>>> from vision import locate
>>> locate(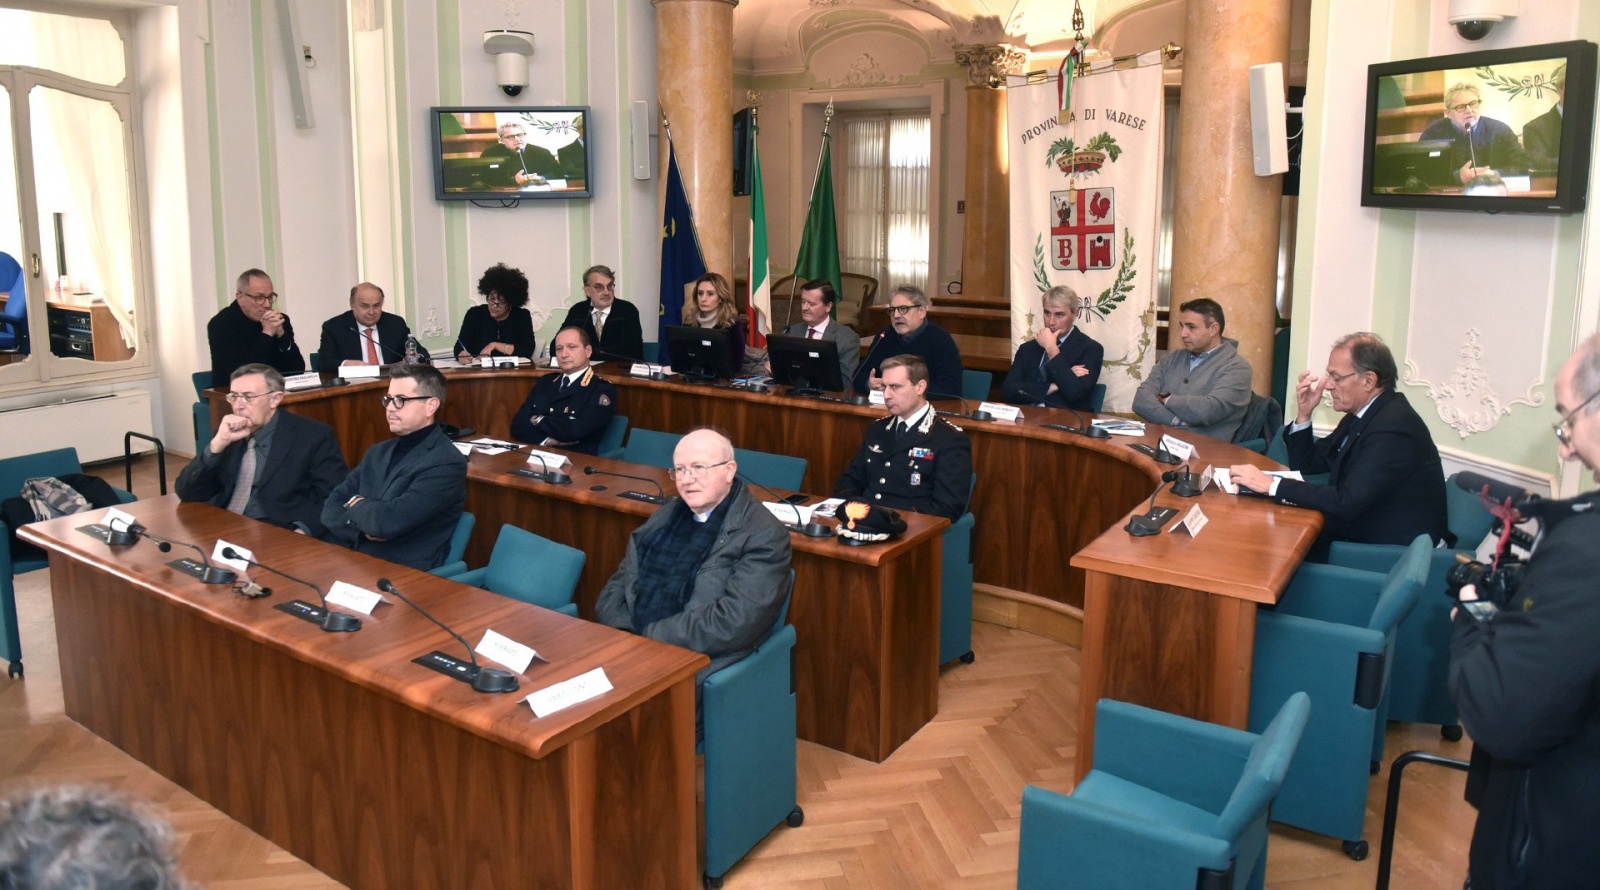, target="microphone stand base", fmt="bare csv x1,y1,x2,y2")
276,600,361,632
617,490,666,505
1124,507,1179,537
787,387,823,399
167,558,237,585
1129,443,1183,465
414,651,520,693
785,522,835,538
78,524,134,546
